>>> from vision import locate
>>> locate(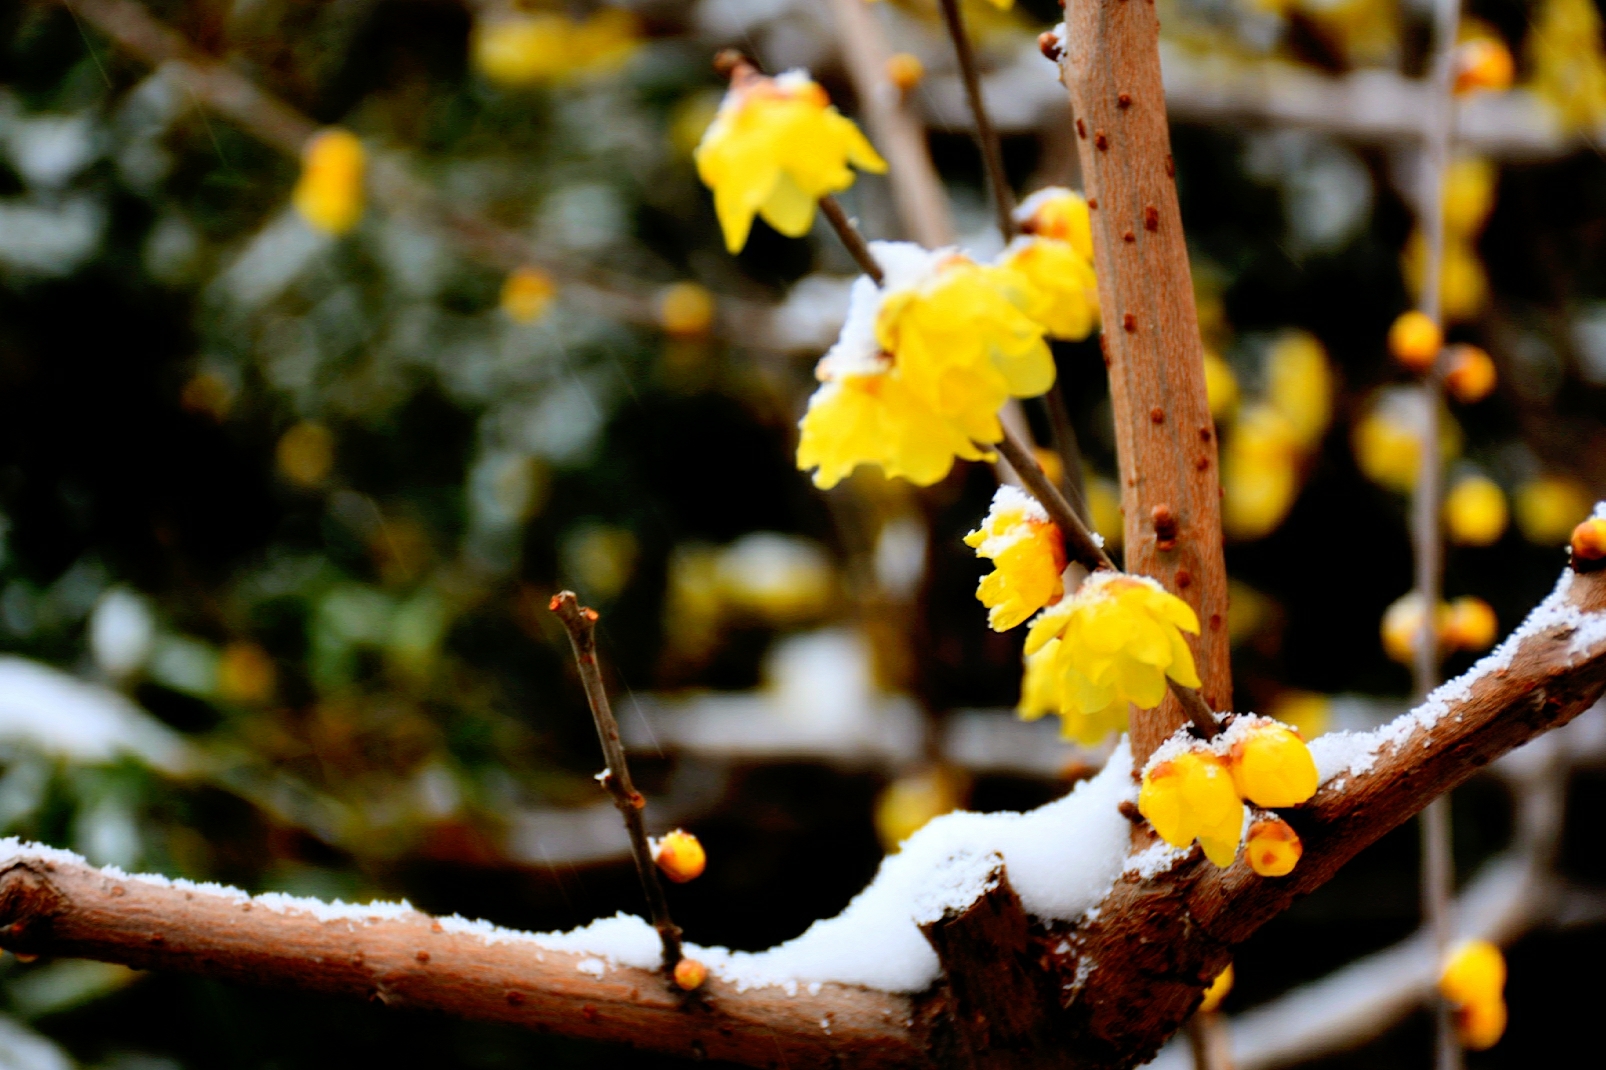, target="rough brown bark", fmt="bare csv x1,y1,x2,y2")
1056,0,1231,761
